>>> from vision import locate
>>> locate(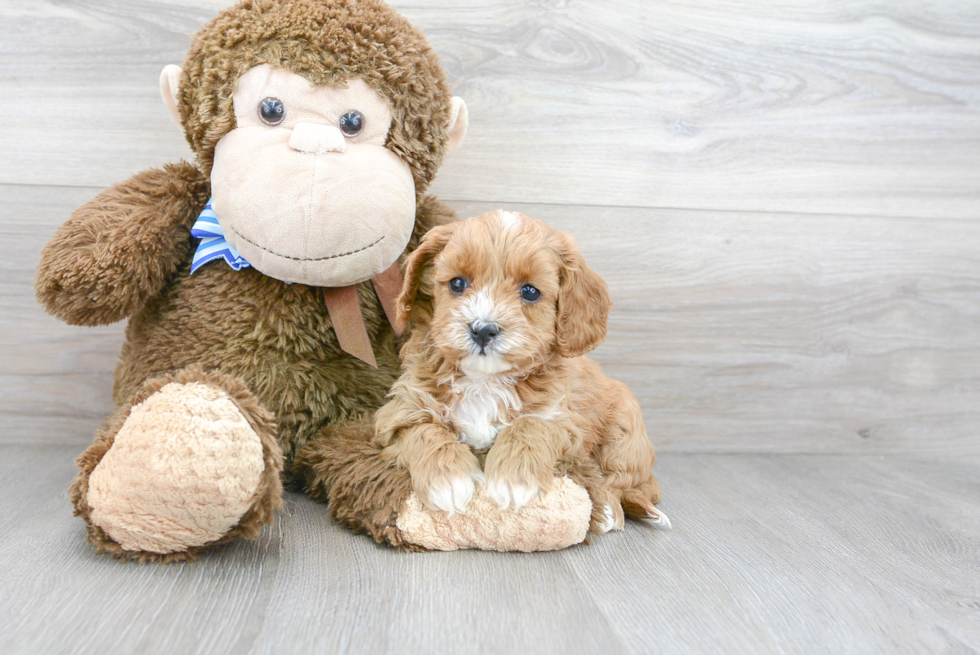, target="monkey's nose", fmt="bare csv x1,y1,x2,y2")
288,123,347,154
468,322,501,350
